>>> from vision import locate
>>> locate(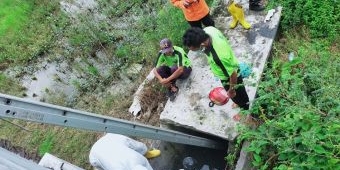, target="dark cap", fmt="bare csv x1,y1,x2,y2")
160,38,173,54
